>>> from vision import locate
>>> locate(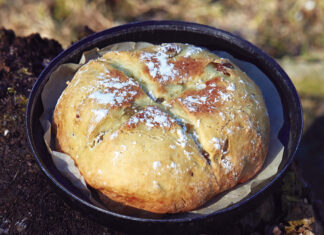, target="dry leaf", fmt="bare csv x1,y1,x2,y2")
285,217,315,235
